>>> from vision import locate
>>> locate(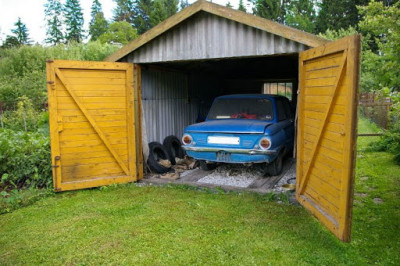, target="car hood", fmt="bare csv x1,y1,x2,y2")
185,119,272,134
